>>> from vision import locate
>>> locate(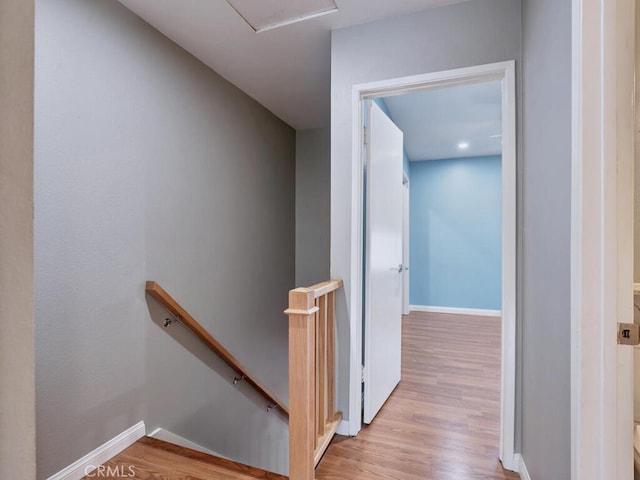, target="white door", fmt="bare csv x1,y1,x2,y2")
614,1,635,478
363,102,404,424
572,0,635,477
